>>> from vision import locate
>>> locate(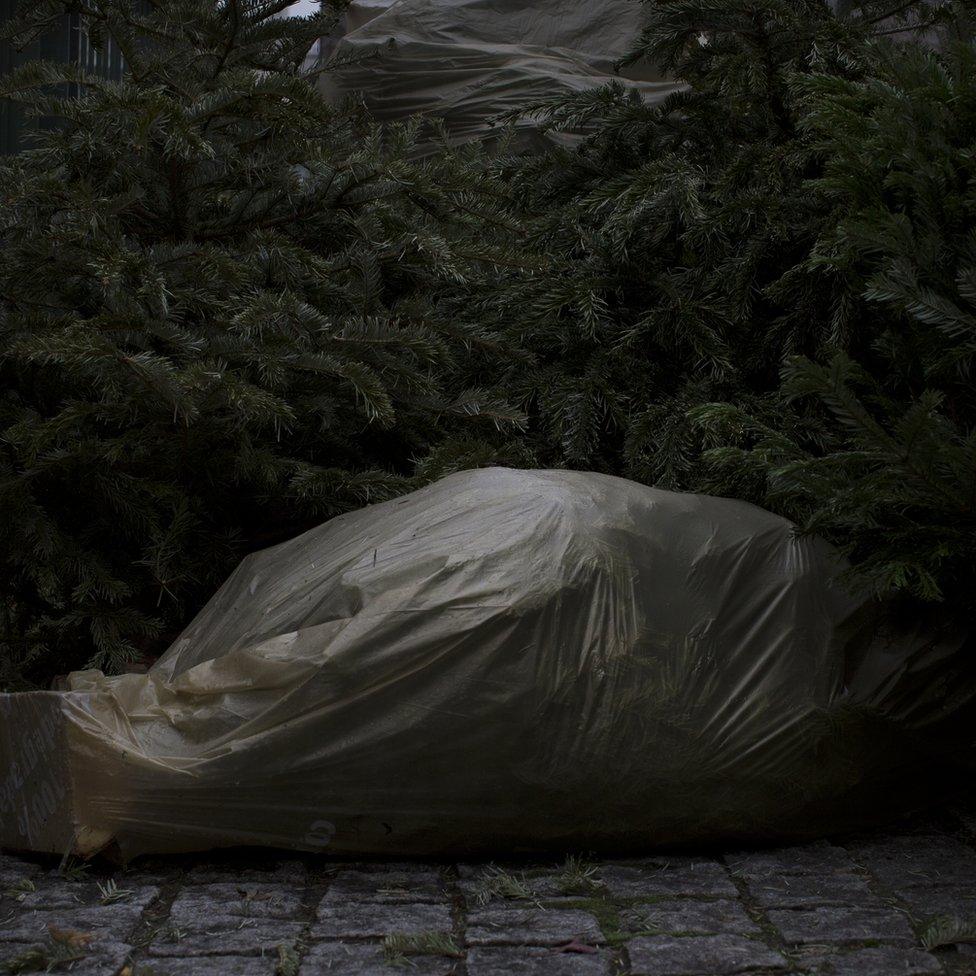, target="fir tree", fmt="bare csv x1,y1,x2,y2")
459,0,976,617
695,36,976,611
0,0,526,687
4,0,975,686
